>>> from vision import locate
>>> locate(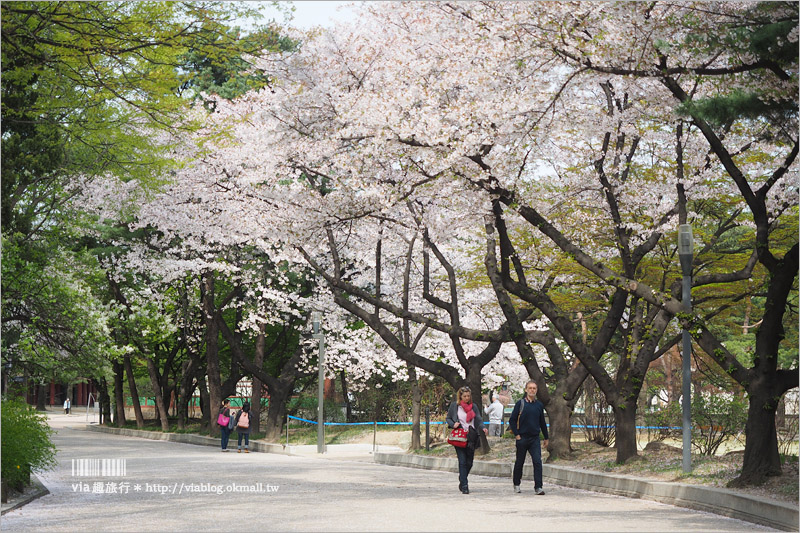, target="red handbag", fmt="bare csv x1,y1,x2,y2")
447,427,469,448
